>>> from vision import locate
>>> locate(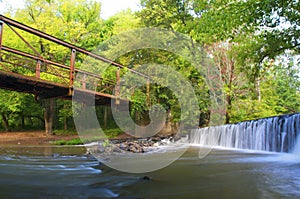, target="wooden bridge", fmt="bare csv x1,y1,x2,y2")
0,15,149,106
